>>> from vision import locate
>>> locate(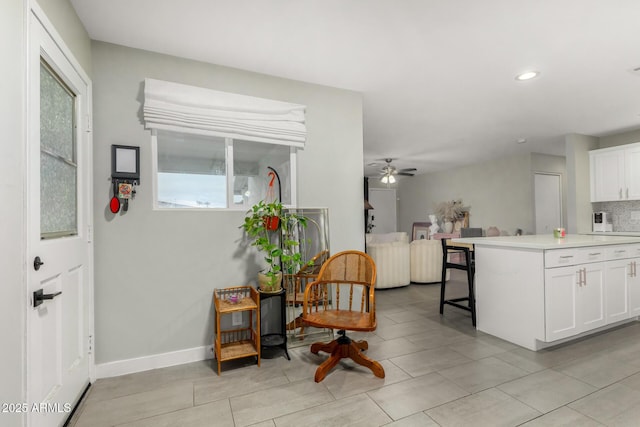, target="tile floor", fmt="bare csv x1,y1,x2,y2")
69,271,640,426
